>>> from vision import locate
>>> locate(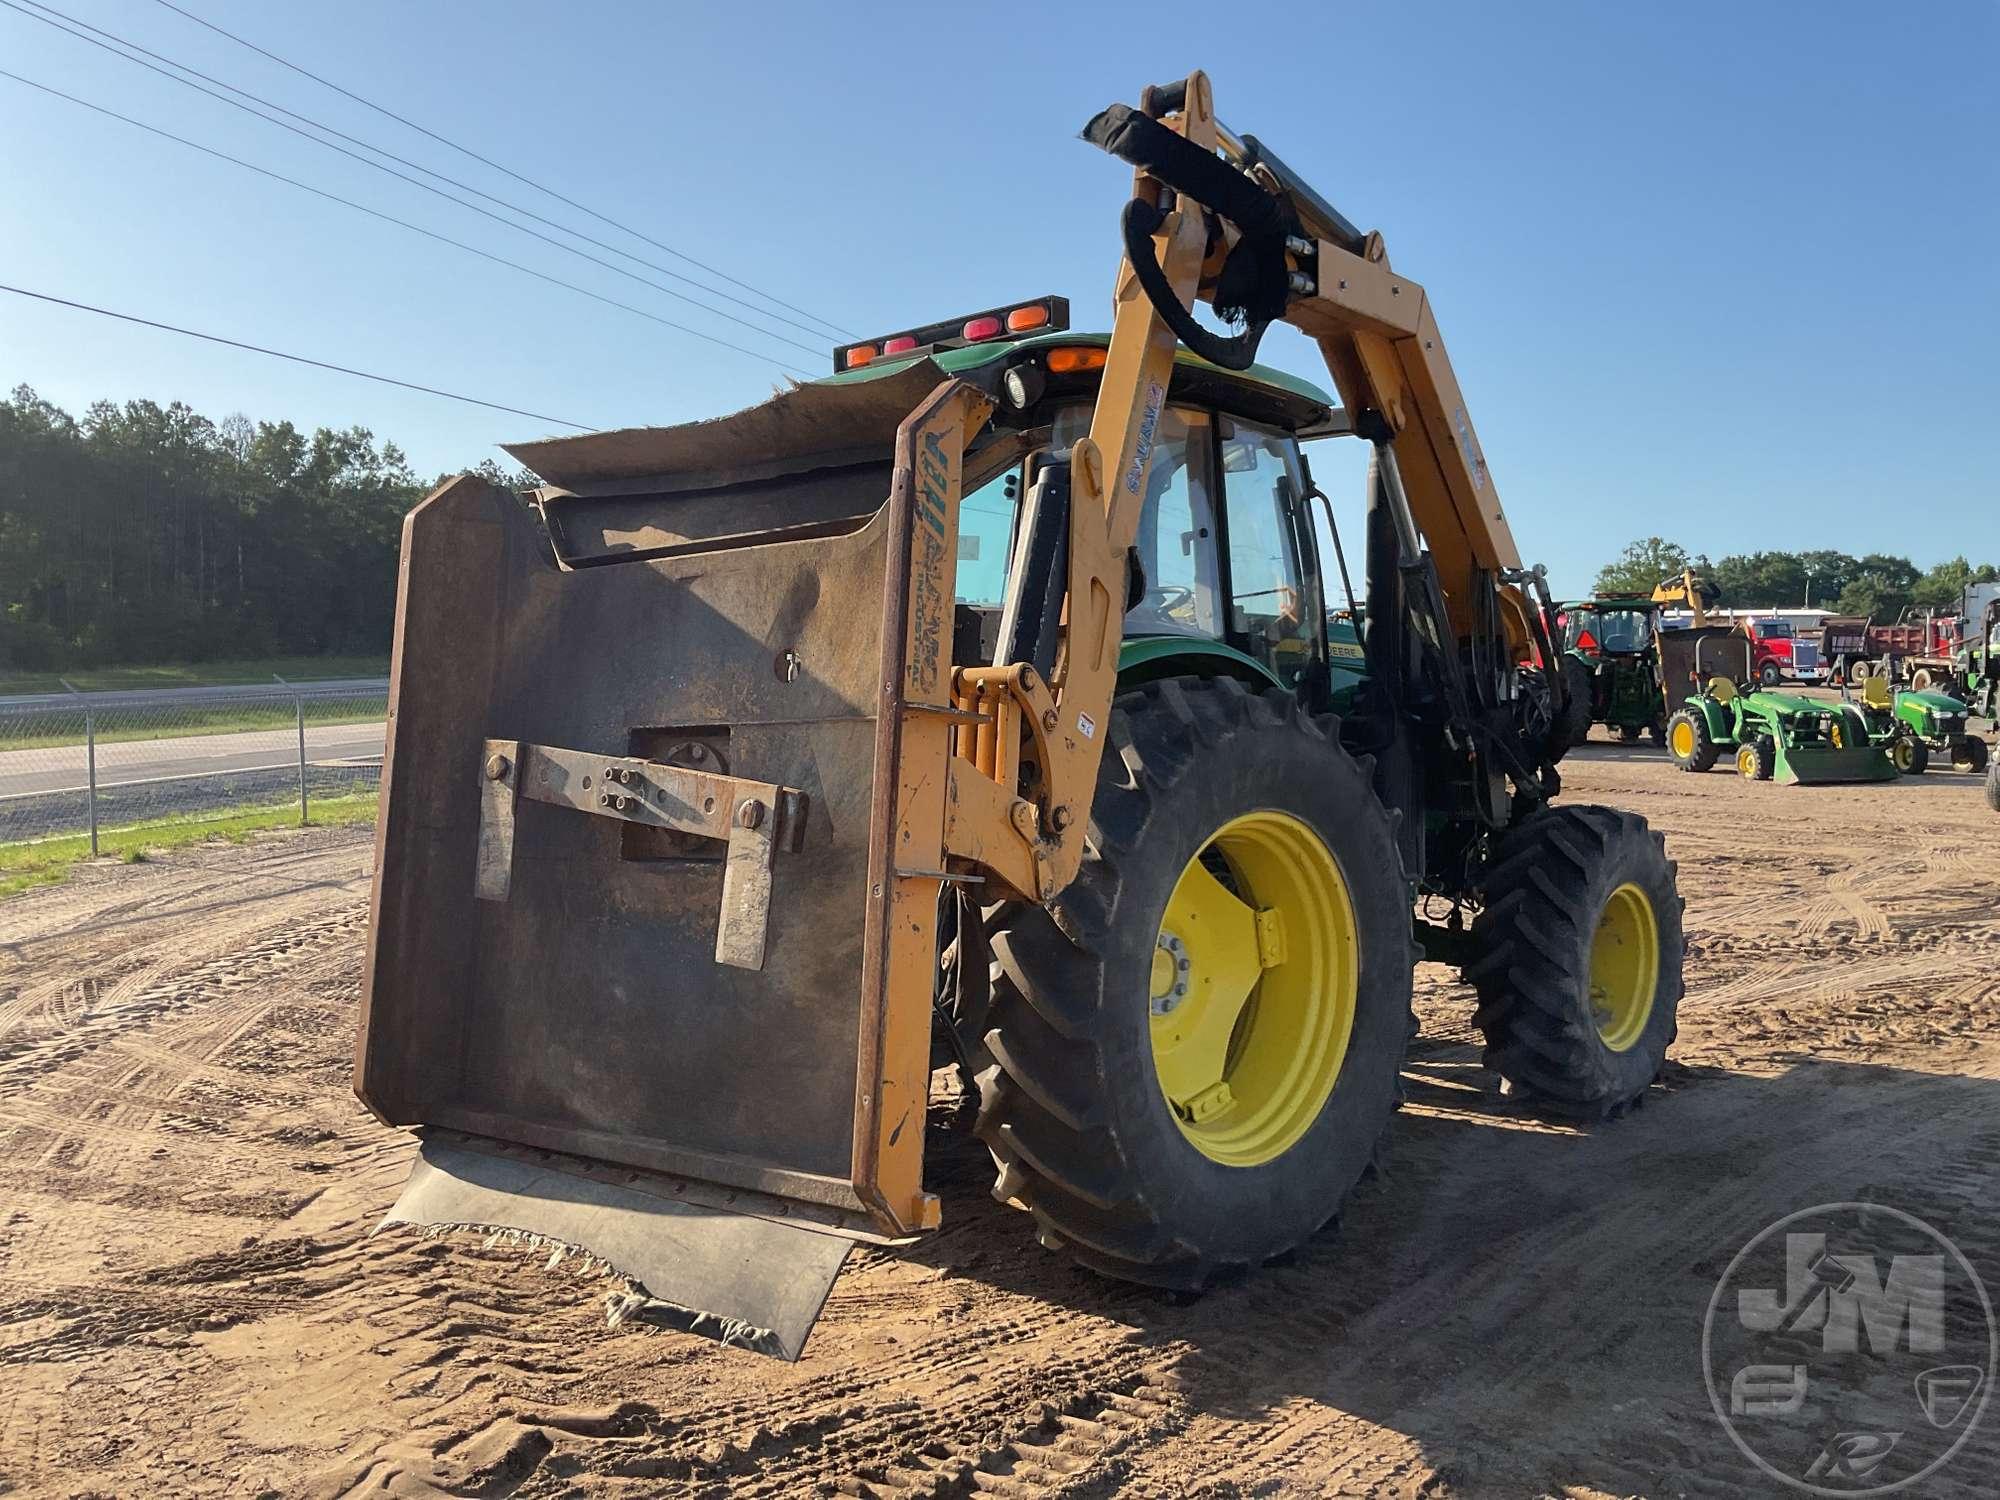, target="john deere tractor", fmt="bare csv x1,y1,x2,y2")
354,73,1687,1359
1661,629,1891,784
1952,597,2000,725
1556,595,1665,746
1848,673,1989,775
